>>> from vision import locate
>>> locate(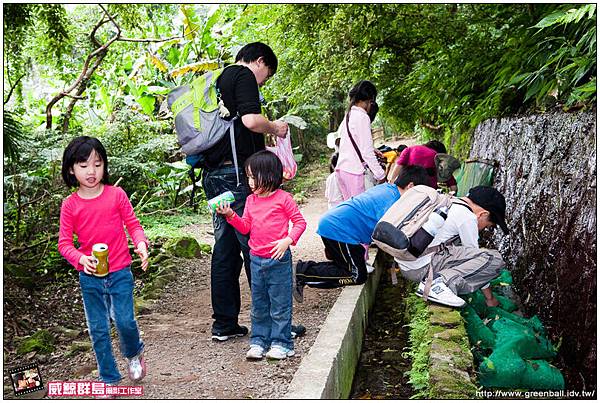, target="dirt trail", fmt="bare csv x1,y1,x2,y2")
130,180,340,399
4,138,420,399
120,138,419,398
